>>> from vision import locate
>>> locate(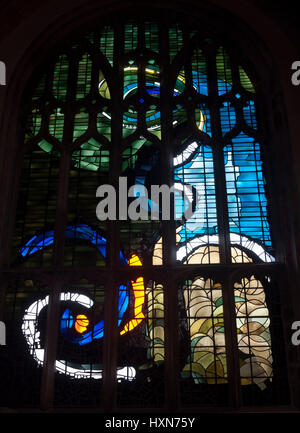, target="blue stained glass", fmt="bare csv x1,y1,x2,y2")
224,133,272,248
20,224,130,345
220,102,236,135
20,224,127,264
191,66,243,98
192,71,208,96
20,233,54,257
59,281,129,346
146,84,160,96
123,82,137,97
174,144,218,242
123,115,138,123
198,105,212,137
61,309,74,332
217,80,230,96
61,285,129,346
243,100,257,129
65,318,105,345
147,111,160,122
19,224,111,260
